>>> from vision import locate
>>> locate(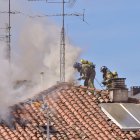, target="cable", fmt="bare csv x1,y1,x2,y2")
0,11,21,14
0,28,7,30
95,78,105,90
